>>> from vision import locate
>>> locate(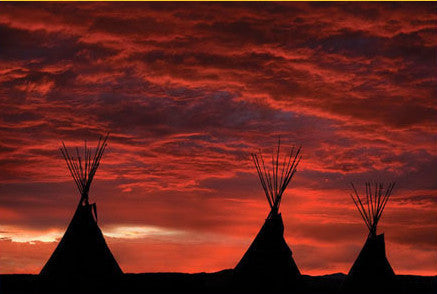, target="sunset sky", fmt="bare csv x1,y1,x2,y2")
0,2,436,276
